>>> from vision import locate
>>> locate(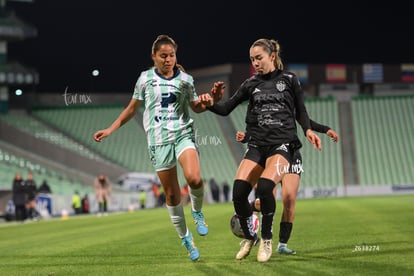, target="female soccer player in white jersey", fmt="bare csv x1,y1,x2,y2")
93,35,222,261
